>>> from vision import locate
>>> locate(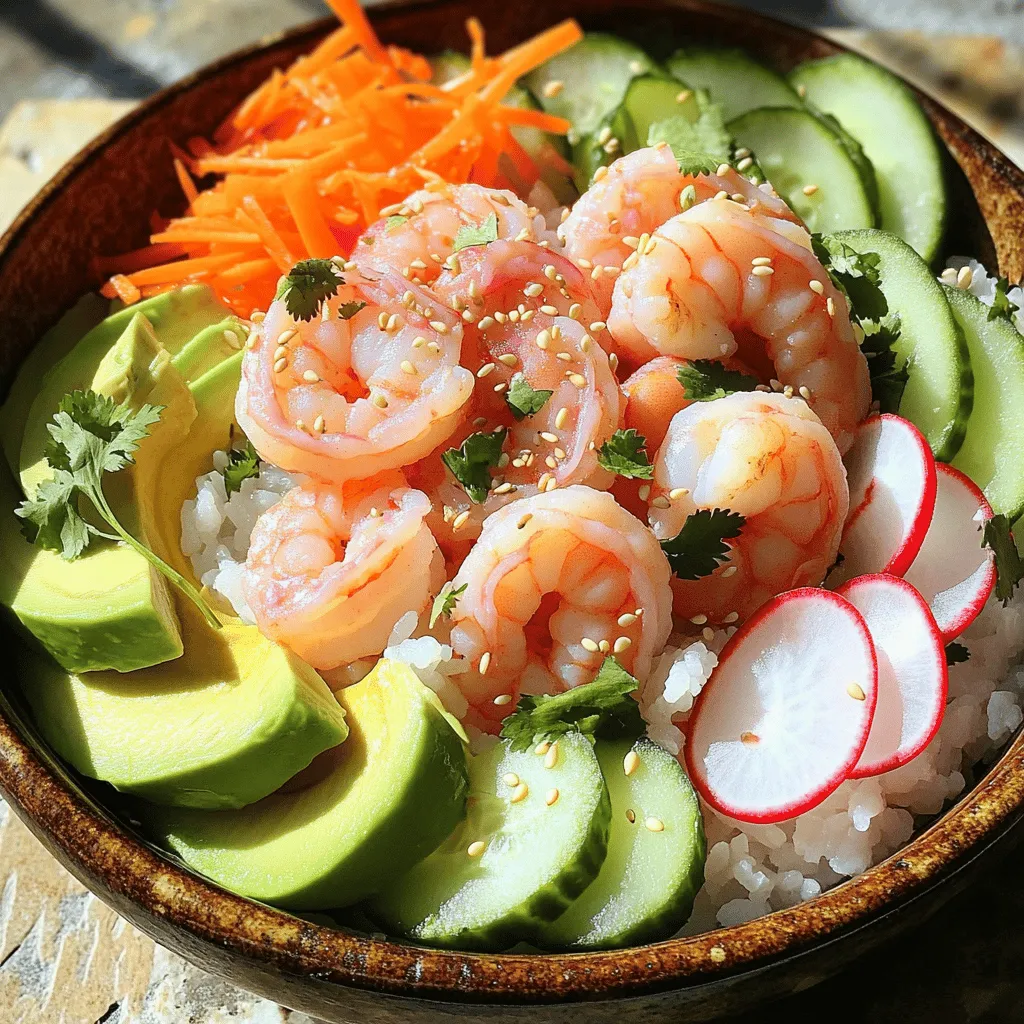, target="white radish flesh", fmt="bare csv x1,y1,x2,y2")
833,413,936,584
903,462,996,641
685,588,877,824
837,574,947,778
